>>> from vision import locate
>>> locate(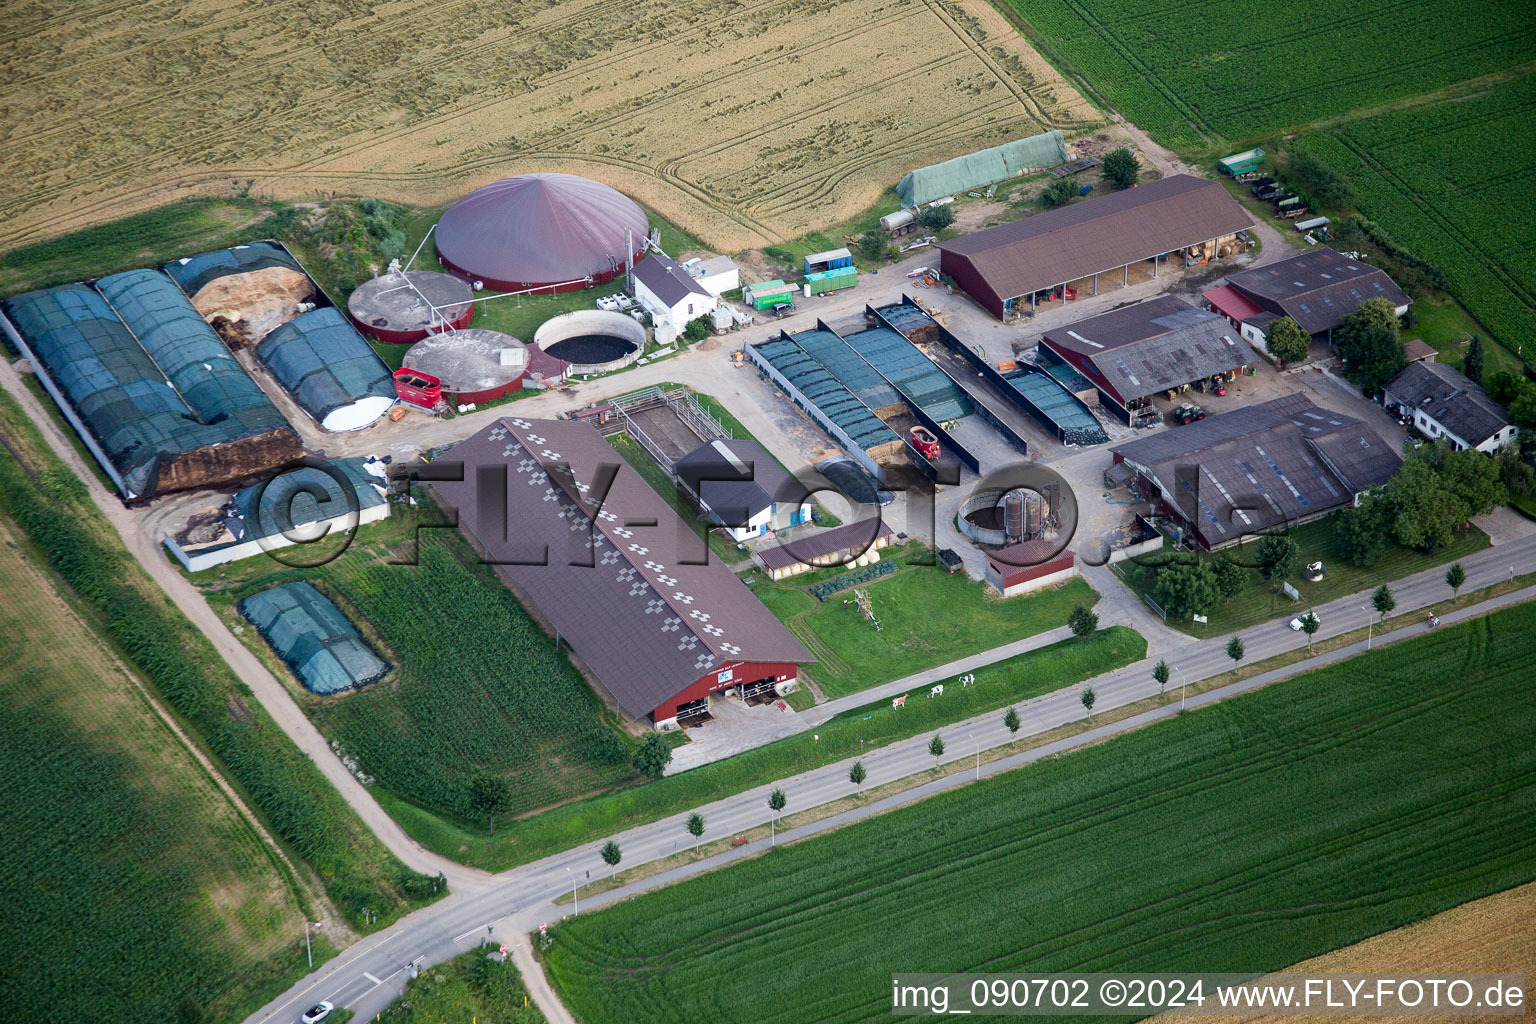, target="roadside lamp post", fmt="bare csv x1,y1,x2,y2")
1362,605,1373,649
1177,667,1188,712
565,865,578,917
305,920,321,968
968,732,979,781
